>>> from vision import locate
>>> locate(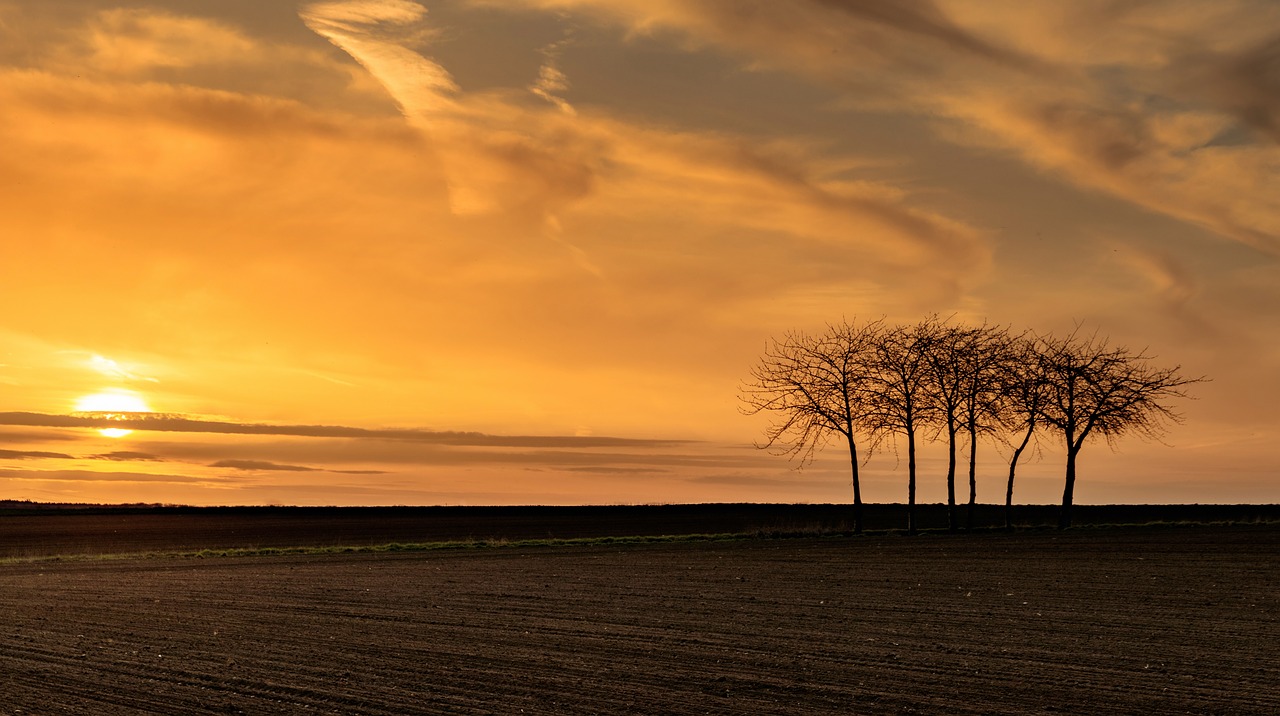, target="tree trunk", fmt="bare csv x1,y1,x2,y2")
966,423,978,530
1059,446,1078,529
1005,423,1034,530
907,428,917,534
945,421,958,532
847,433,863,534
